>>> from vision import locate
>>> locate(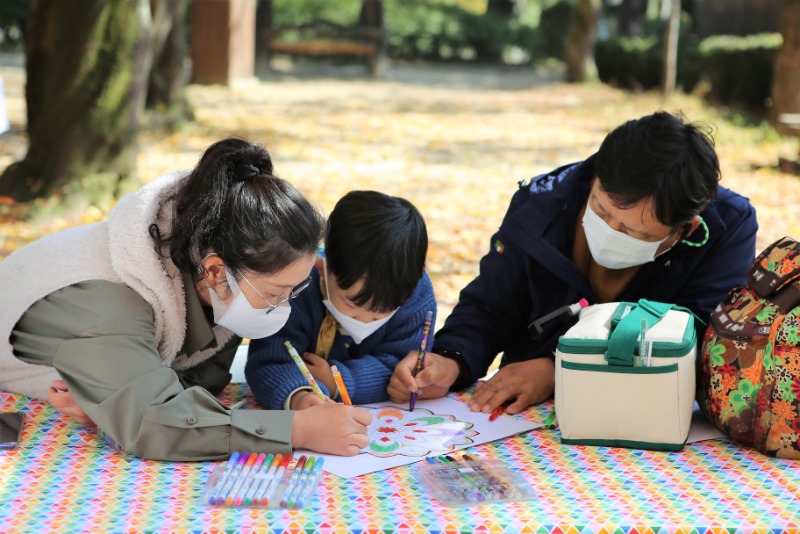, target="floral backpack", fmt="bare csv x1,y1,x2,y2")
698,236,800,459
